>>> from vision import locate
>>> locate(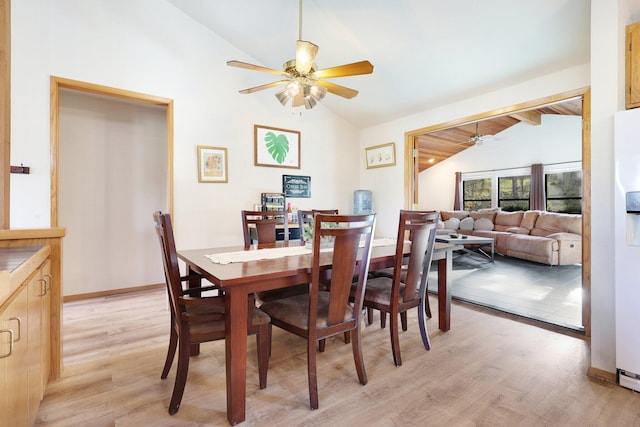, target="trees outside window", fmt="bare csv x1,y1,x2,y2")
546,171,582,213
498,175,530,211
463,178,491,210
